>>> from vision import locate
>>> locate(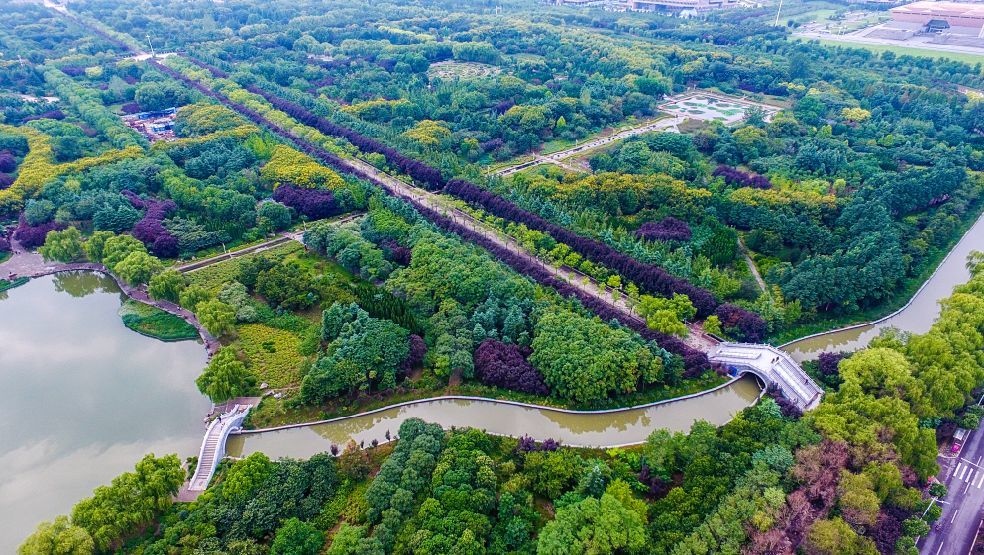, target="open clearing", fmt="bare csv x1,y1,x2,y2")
658,91,780,124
